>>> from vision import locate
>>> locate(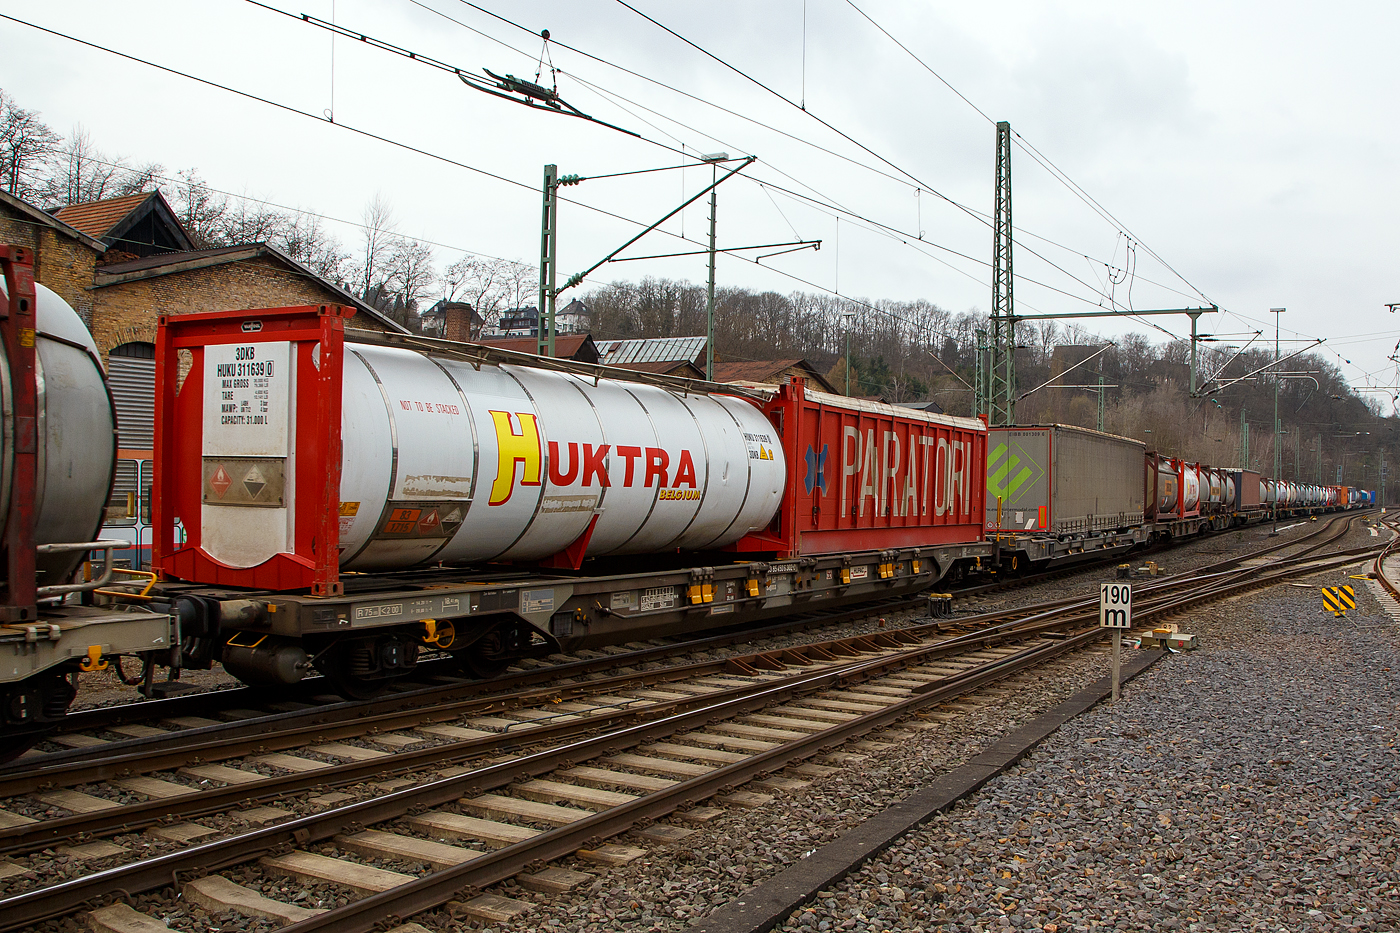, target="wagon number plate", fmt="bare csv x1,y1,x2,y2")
640,587,677,611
